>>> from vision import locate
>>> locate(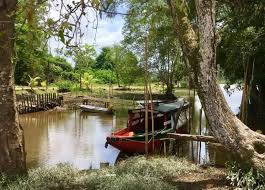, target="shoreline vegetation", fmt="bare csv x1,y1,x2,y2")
0,156,230,190
15,85,192,110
